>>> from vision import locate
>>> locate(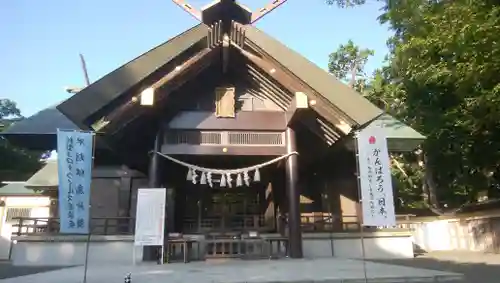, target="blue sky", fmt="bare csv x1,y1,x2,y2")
0,0,391,117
